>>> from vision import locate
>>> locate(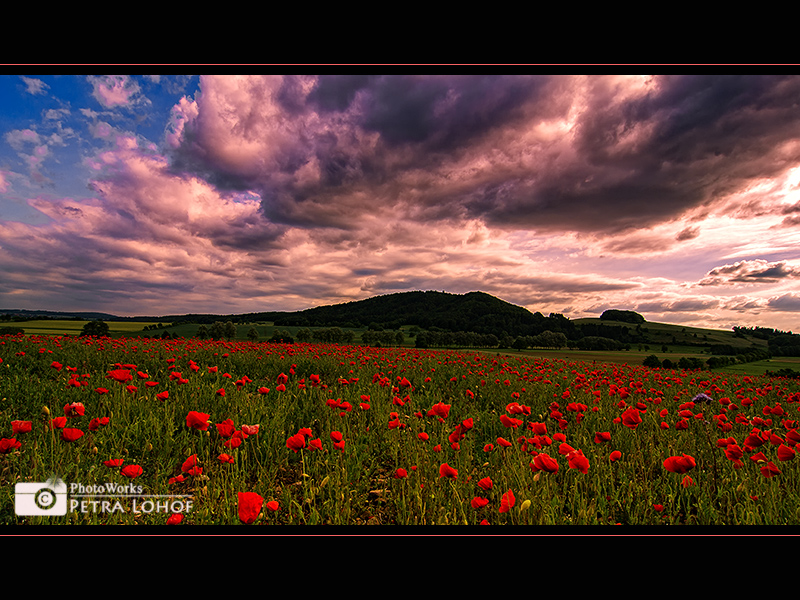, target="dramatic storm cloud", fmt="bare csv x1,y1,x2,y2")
1,72,799,330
